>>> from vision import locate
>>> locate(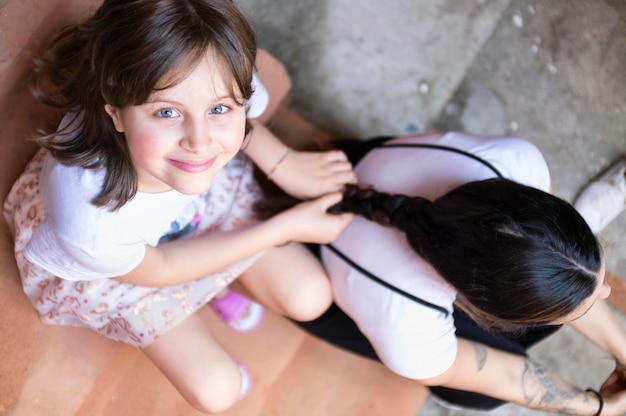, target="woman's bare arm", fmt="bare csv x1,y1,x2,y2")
418,337,624,415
